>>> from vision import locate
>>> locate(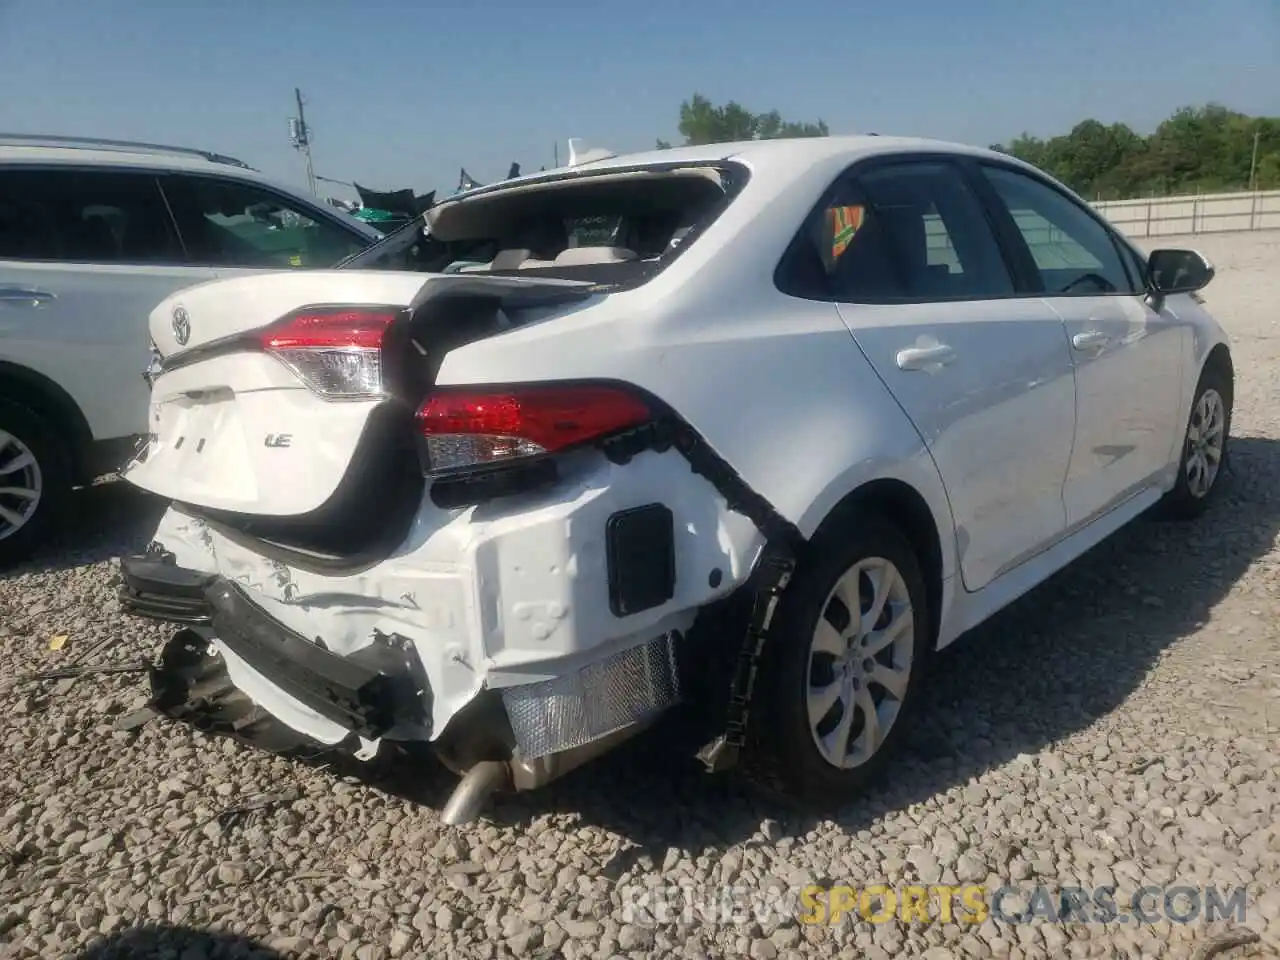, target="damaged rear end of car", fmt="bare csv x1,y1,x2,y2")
119,156,790,823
